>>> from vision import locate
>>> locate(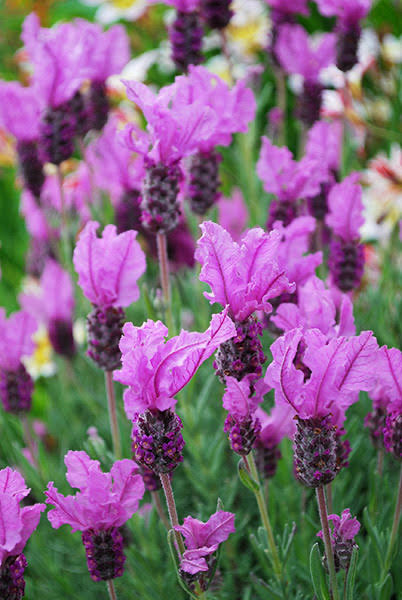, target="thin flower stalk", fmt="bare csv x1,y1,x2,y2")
105,371,121,460
381,465,402,580
316,486,340,600
160,473,186,556
156,232,174,332
107,580,118,600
